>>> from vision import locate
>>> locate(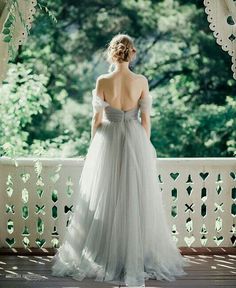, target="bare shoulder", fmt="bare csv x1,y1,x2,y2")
136,73,148,84
135,74,149,98
135,74,149,93
131,73,149,89
95,74,109,90
96,74,108,82
97,73,113,80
